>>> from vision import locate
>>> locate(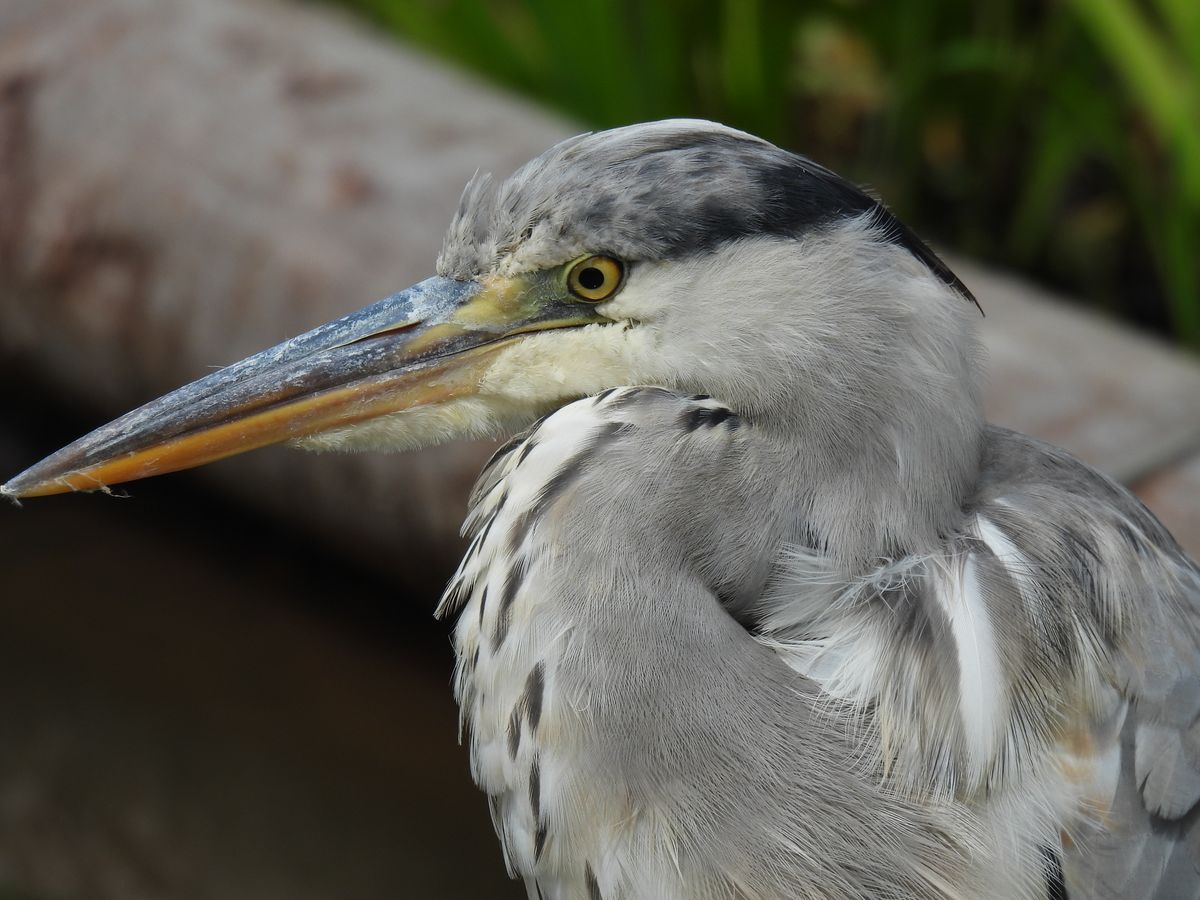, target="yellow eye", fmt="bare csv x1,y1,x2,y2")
567,256,624,302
